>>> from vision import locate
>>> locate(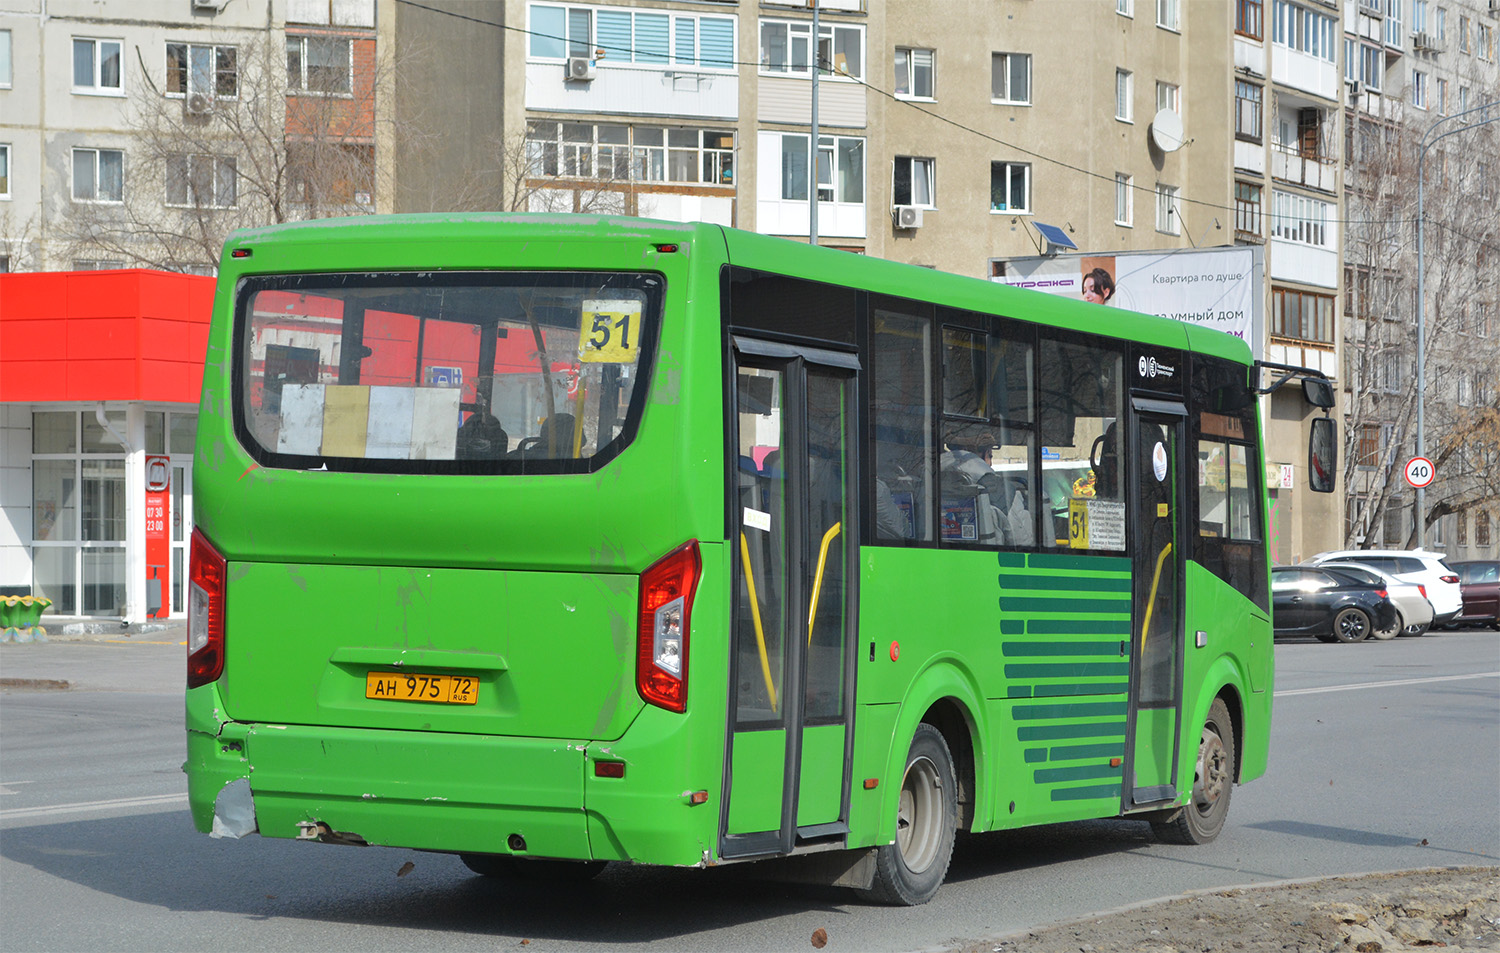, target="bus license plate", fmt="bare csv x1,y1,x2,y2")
365,672,478,705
